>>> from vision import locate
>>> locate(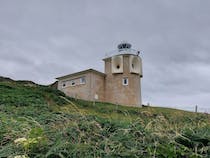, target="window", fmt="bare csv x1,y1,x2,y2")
132,63,134,69
62,83,66,87
80,77,86,84
122,78,128,85
70,80,75,86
